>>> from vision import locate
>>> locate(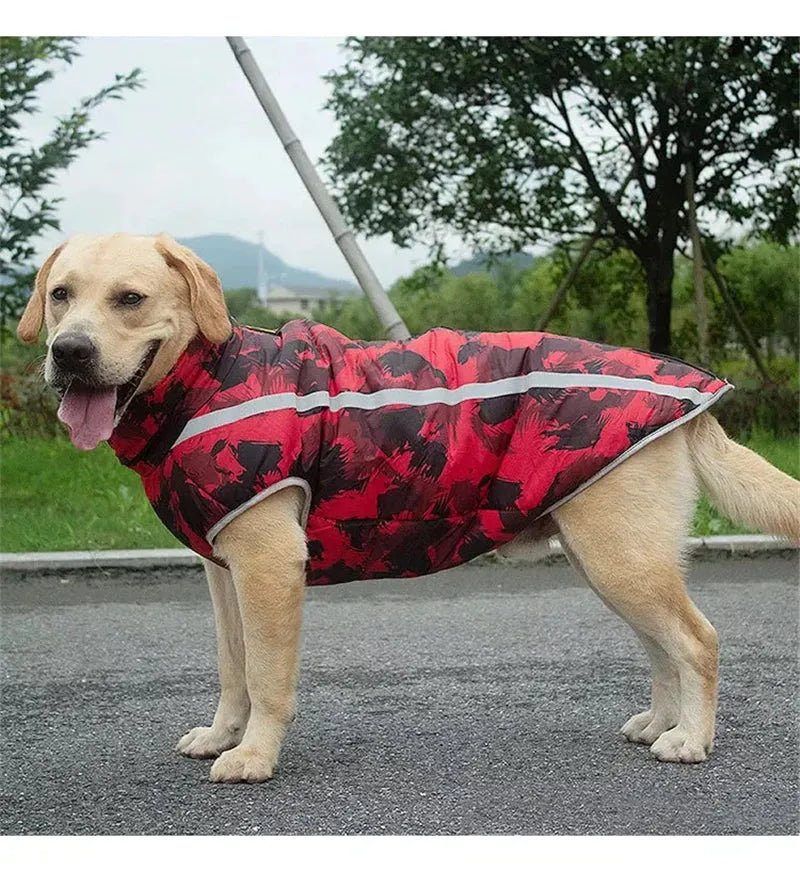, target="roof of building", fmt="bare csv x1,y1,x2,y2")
267,284,361,300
